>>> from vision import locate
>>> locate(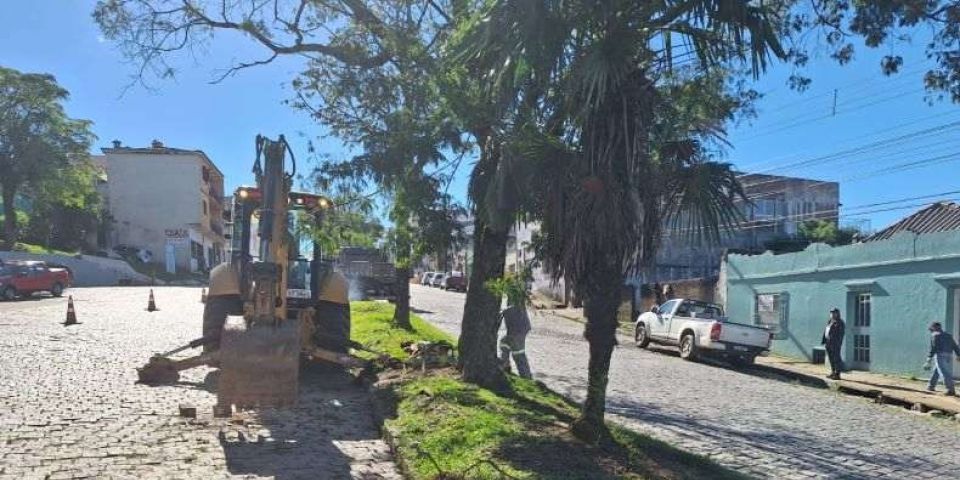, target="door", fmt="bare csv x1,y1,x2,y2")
25,266,47,291
165,243,176,274
850,293,872,370
650,299,677,338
